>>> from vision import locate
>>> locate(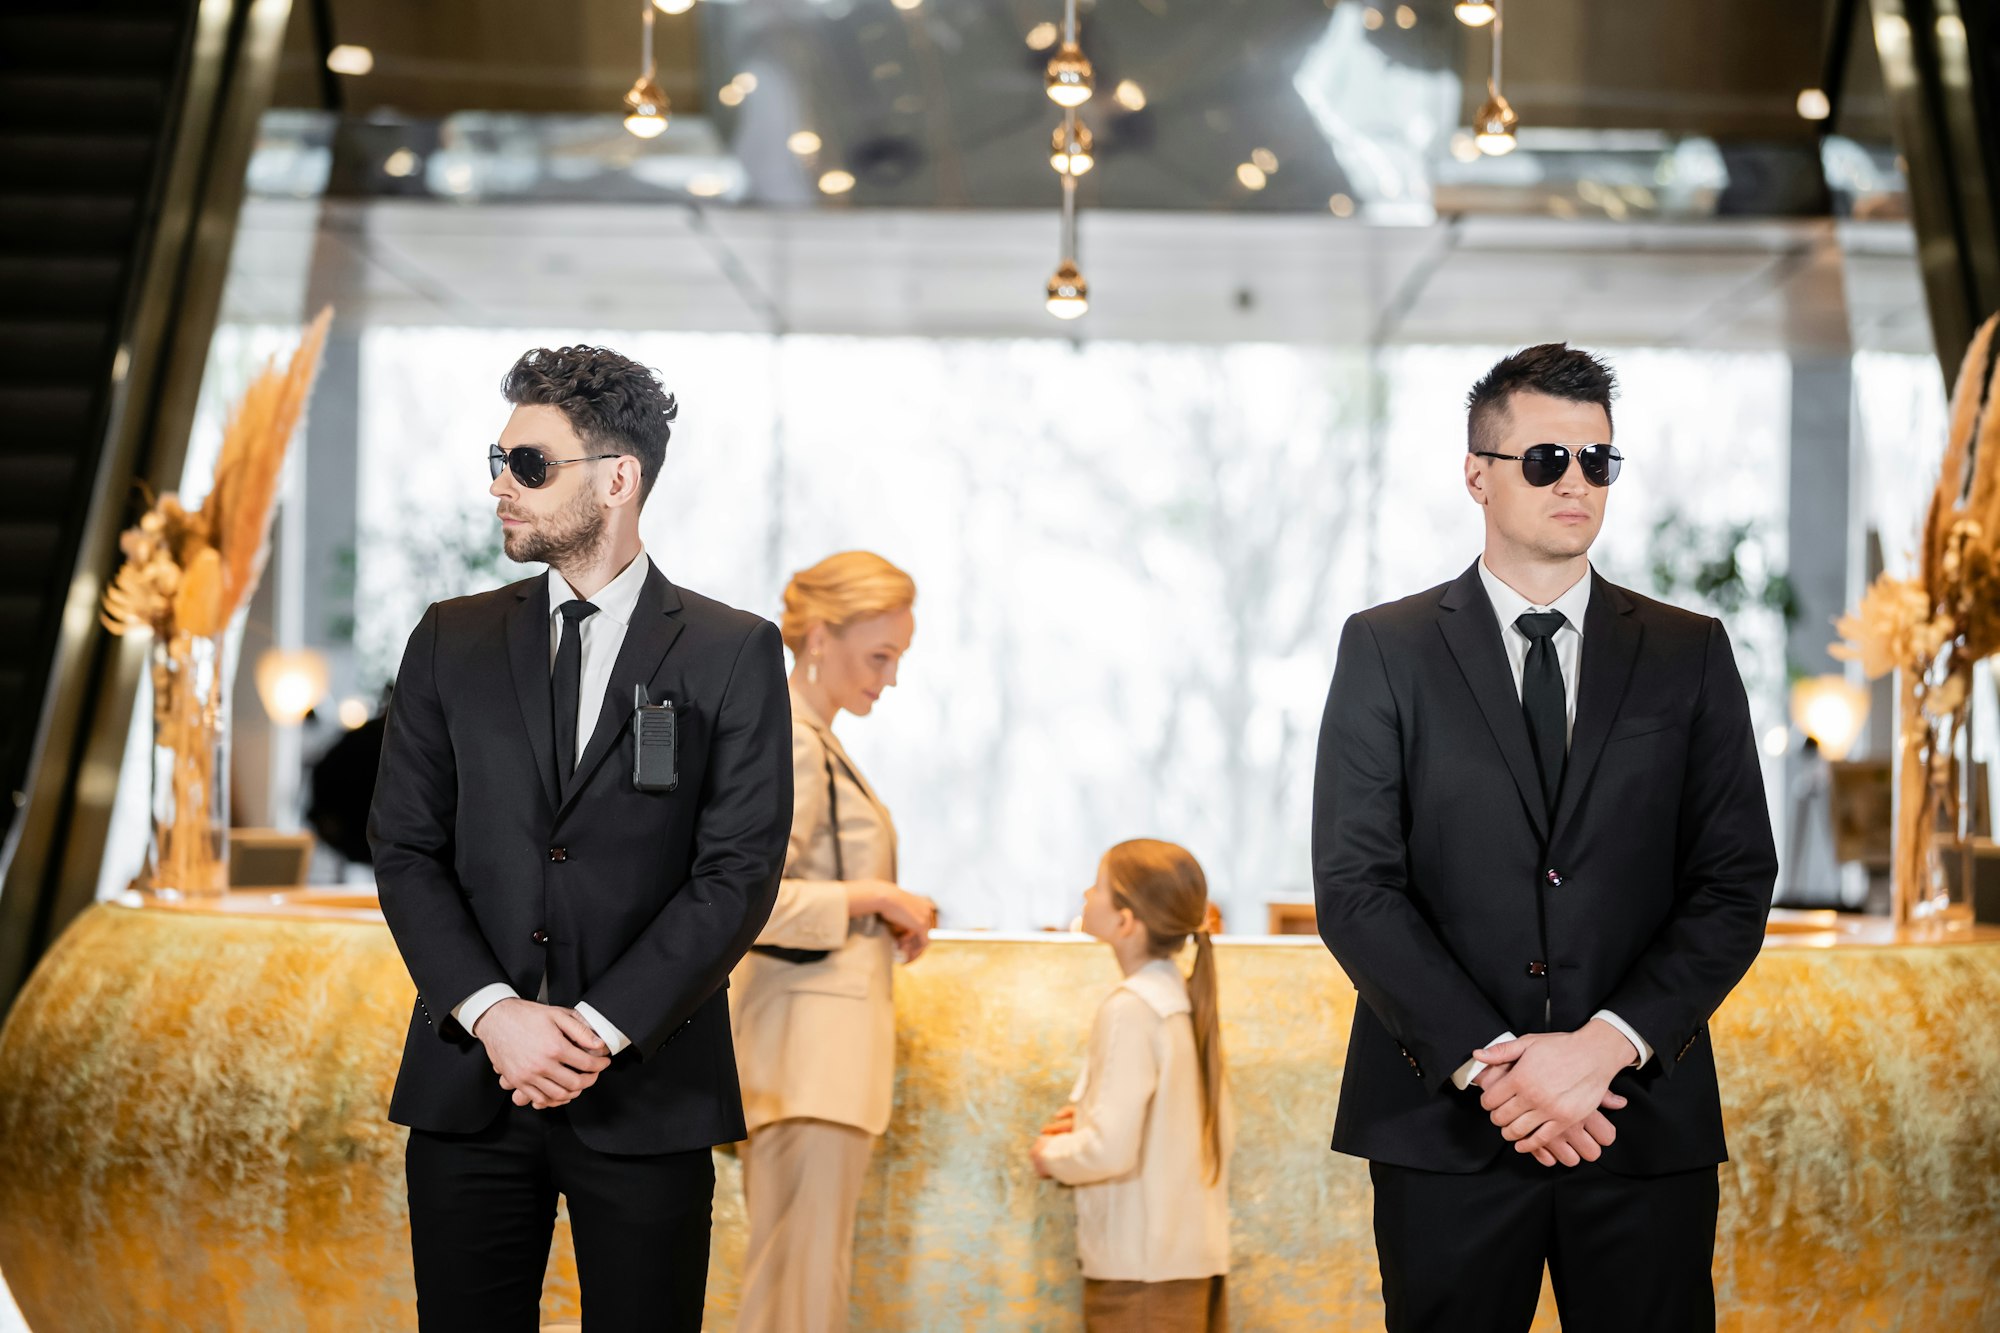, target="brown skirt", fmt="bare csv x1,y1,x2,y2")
1082,1275,1228,1333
